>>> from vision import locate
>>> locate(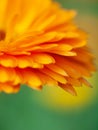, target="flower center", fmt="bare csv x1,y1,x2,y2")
0,30,6,41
